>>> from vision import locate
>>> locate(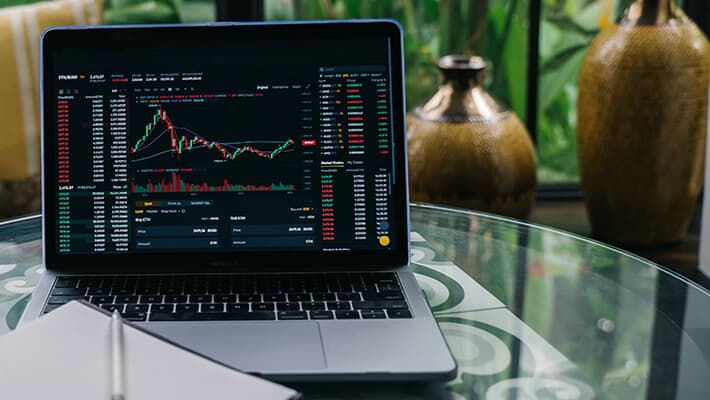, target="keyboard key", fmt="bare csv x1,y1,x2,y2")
361,310,387,319
161,287,182,295
362,291,405,301
125,304,149,313
234,287,256,295
239,294,261,303
91,296,114,304
336,292,360,301
47,295,84,305
263,293,286,302
185,287,207,295
140,295,163,304
212,287,232,295
88,278,108,288
122,313,147,322
165,295,188,303
283,285,305,294
255,280,278,291
387,310,412,319
87,287,109,295
301,302,325,311
215,295,237,303
51,287,86,296
176,304,199,313
352,283,376,292
151,304,174,313
277,302,300,311
101,304,125,313
312,292,336,301
252,303,275,311
326,302,351,311
113,288,134,295
116,295,139,304
326,273,349,287
227,303,250,312
288,293,311,302
190,294,212,303
278,311,308,320
372,273,398,284
309,311,334,320
201,303,224,313
136,287,159,295
111,277,126,287
55,277,79,288
335,311,360,320
377,283,401,292
77,279,92,288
